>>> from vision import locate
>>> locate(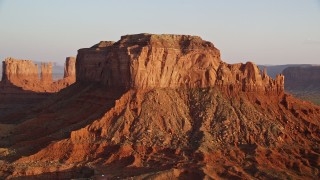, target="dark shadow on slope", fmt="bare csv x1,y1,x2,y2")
178,169,205,179
0,81,51,123
8,165,179,180
187,88,208,150
0,82,126,163
9,166,95,180
93,163,177,179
